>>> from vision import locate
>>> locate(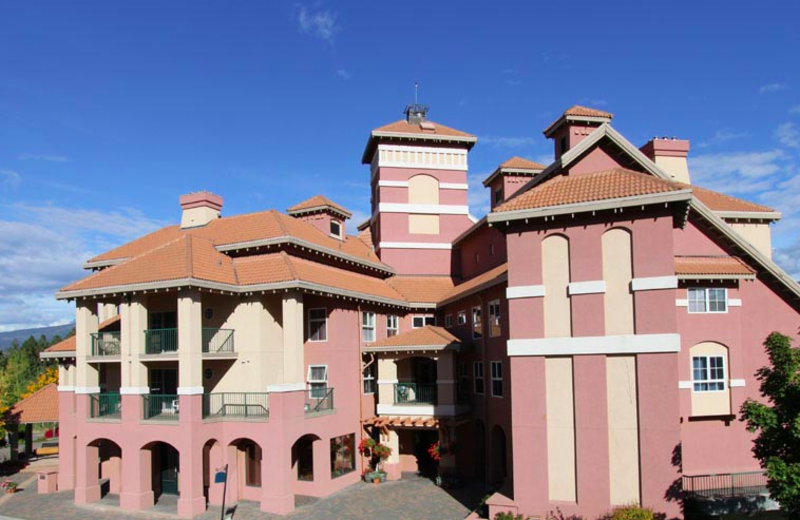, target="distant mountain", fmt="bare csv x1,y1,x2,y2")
0,323,75,349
